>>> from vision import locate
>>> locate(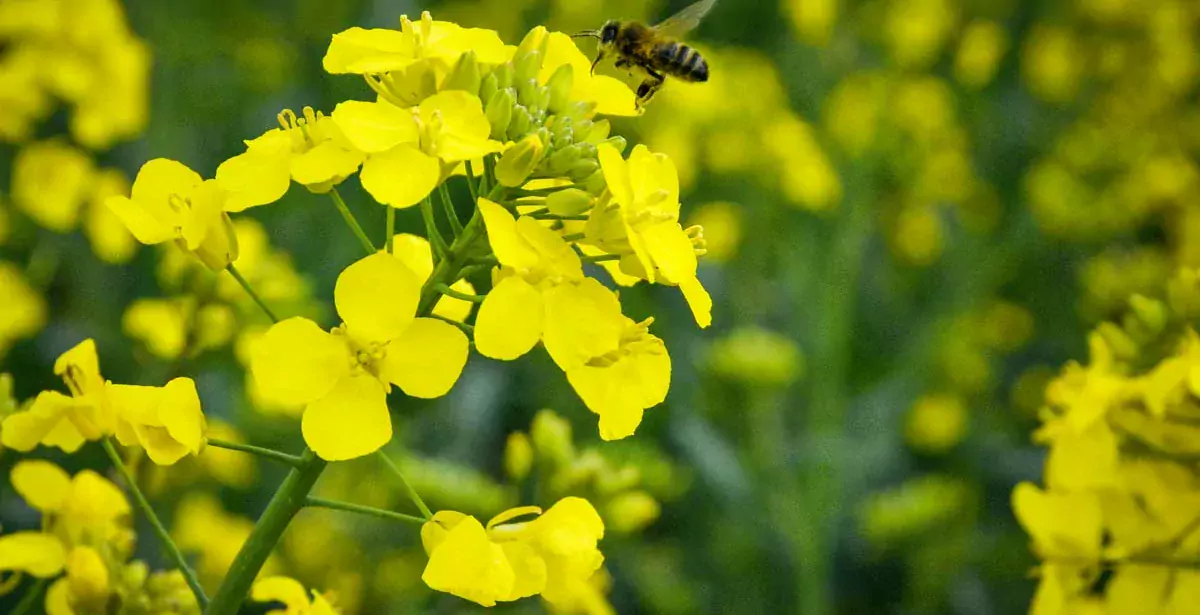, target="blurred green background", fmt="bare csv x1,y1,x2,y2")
3,0,1198,613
